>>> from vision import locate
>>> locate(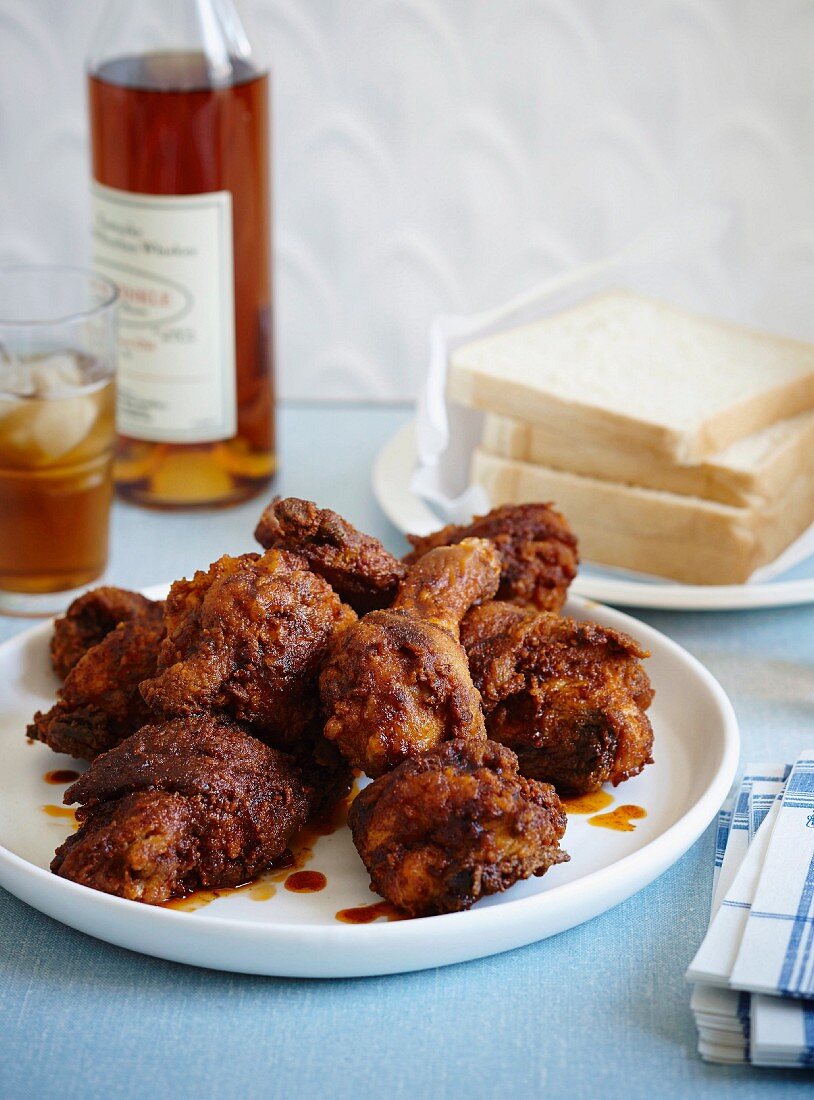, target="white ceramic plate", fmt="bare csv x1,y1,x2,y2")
0,584,738,978
374,422,814,611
